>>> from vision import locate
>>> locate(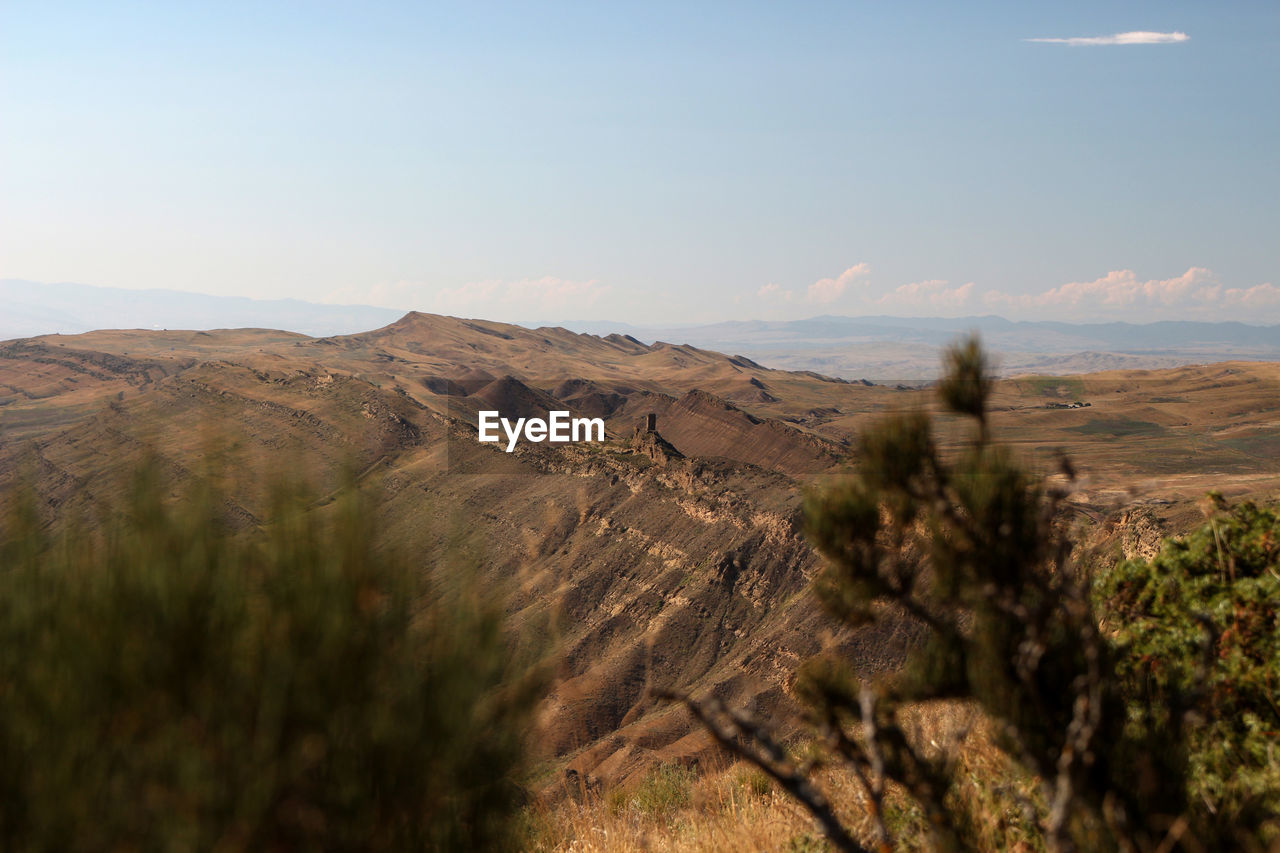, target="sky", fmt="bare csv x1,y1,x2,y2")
2,1,1277,325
